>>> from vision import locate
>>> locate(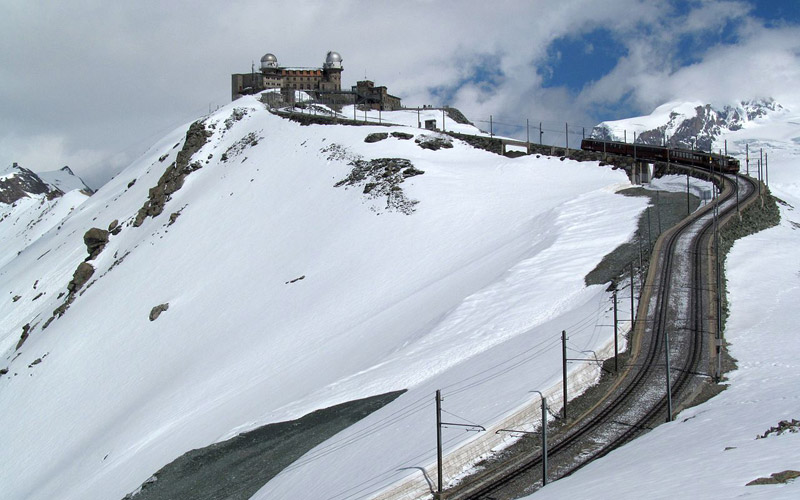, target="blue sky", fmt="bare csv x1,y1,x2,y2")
1,0,799,187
